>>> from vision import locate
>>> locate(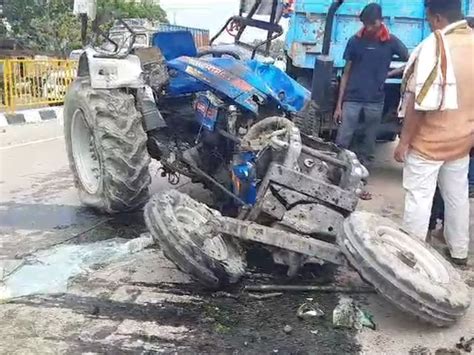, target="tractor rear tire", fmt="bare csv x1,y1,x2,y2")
64,78,151,213
338,212,471,326
296,76,312,90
